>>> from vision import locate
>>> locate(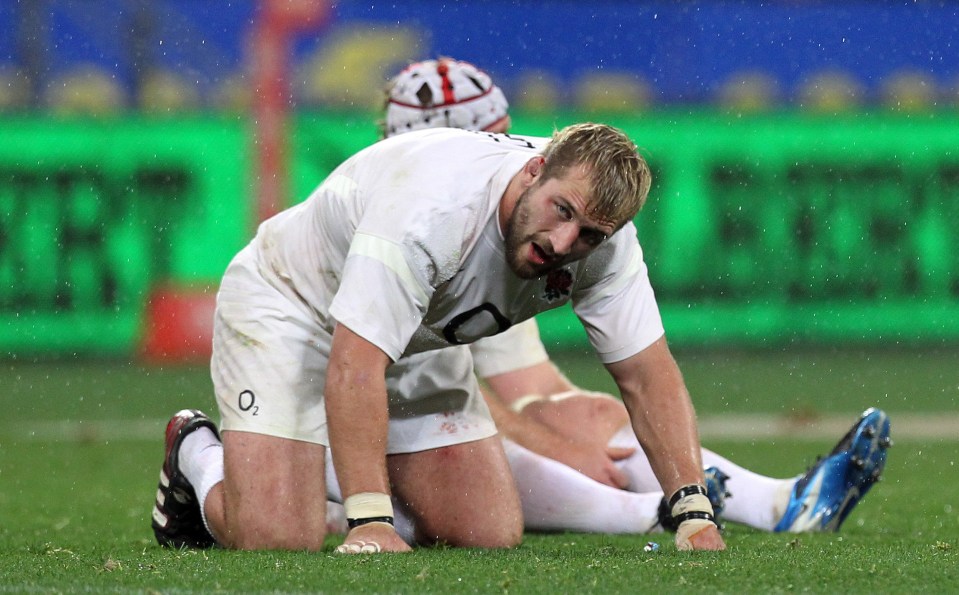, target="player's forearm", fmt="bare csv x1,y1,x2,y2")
608,338,706,496
483,361,576,405
624,381,704,495
483,385,571,457
326,376,392,496
326,325,393,498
